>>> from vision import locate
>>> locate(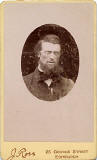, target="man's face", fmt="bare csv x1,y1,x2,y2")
38,41,61,71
